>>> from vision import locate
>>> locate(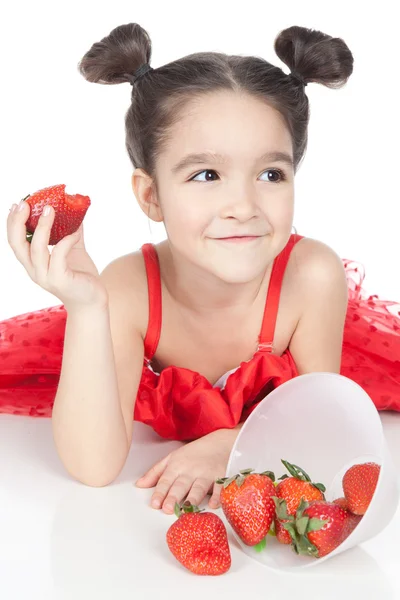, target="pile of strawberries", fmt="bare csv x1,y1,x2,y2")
166,460,381,575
